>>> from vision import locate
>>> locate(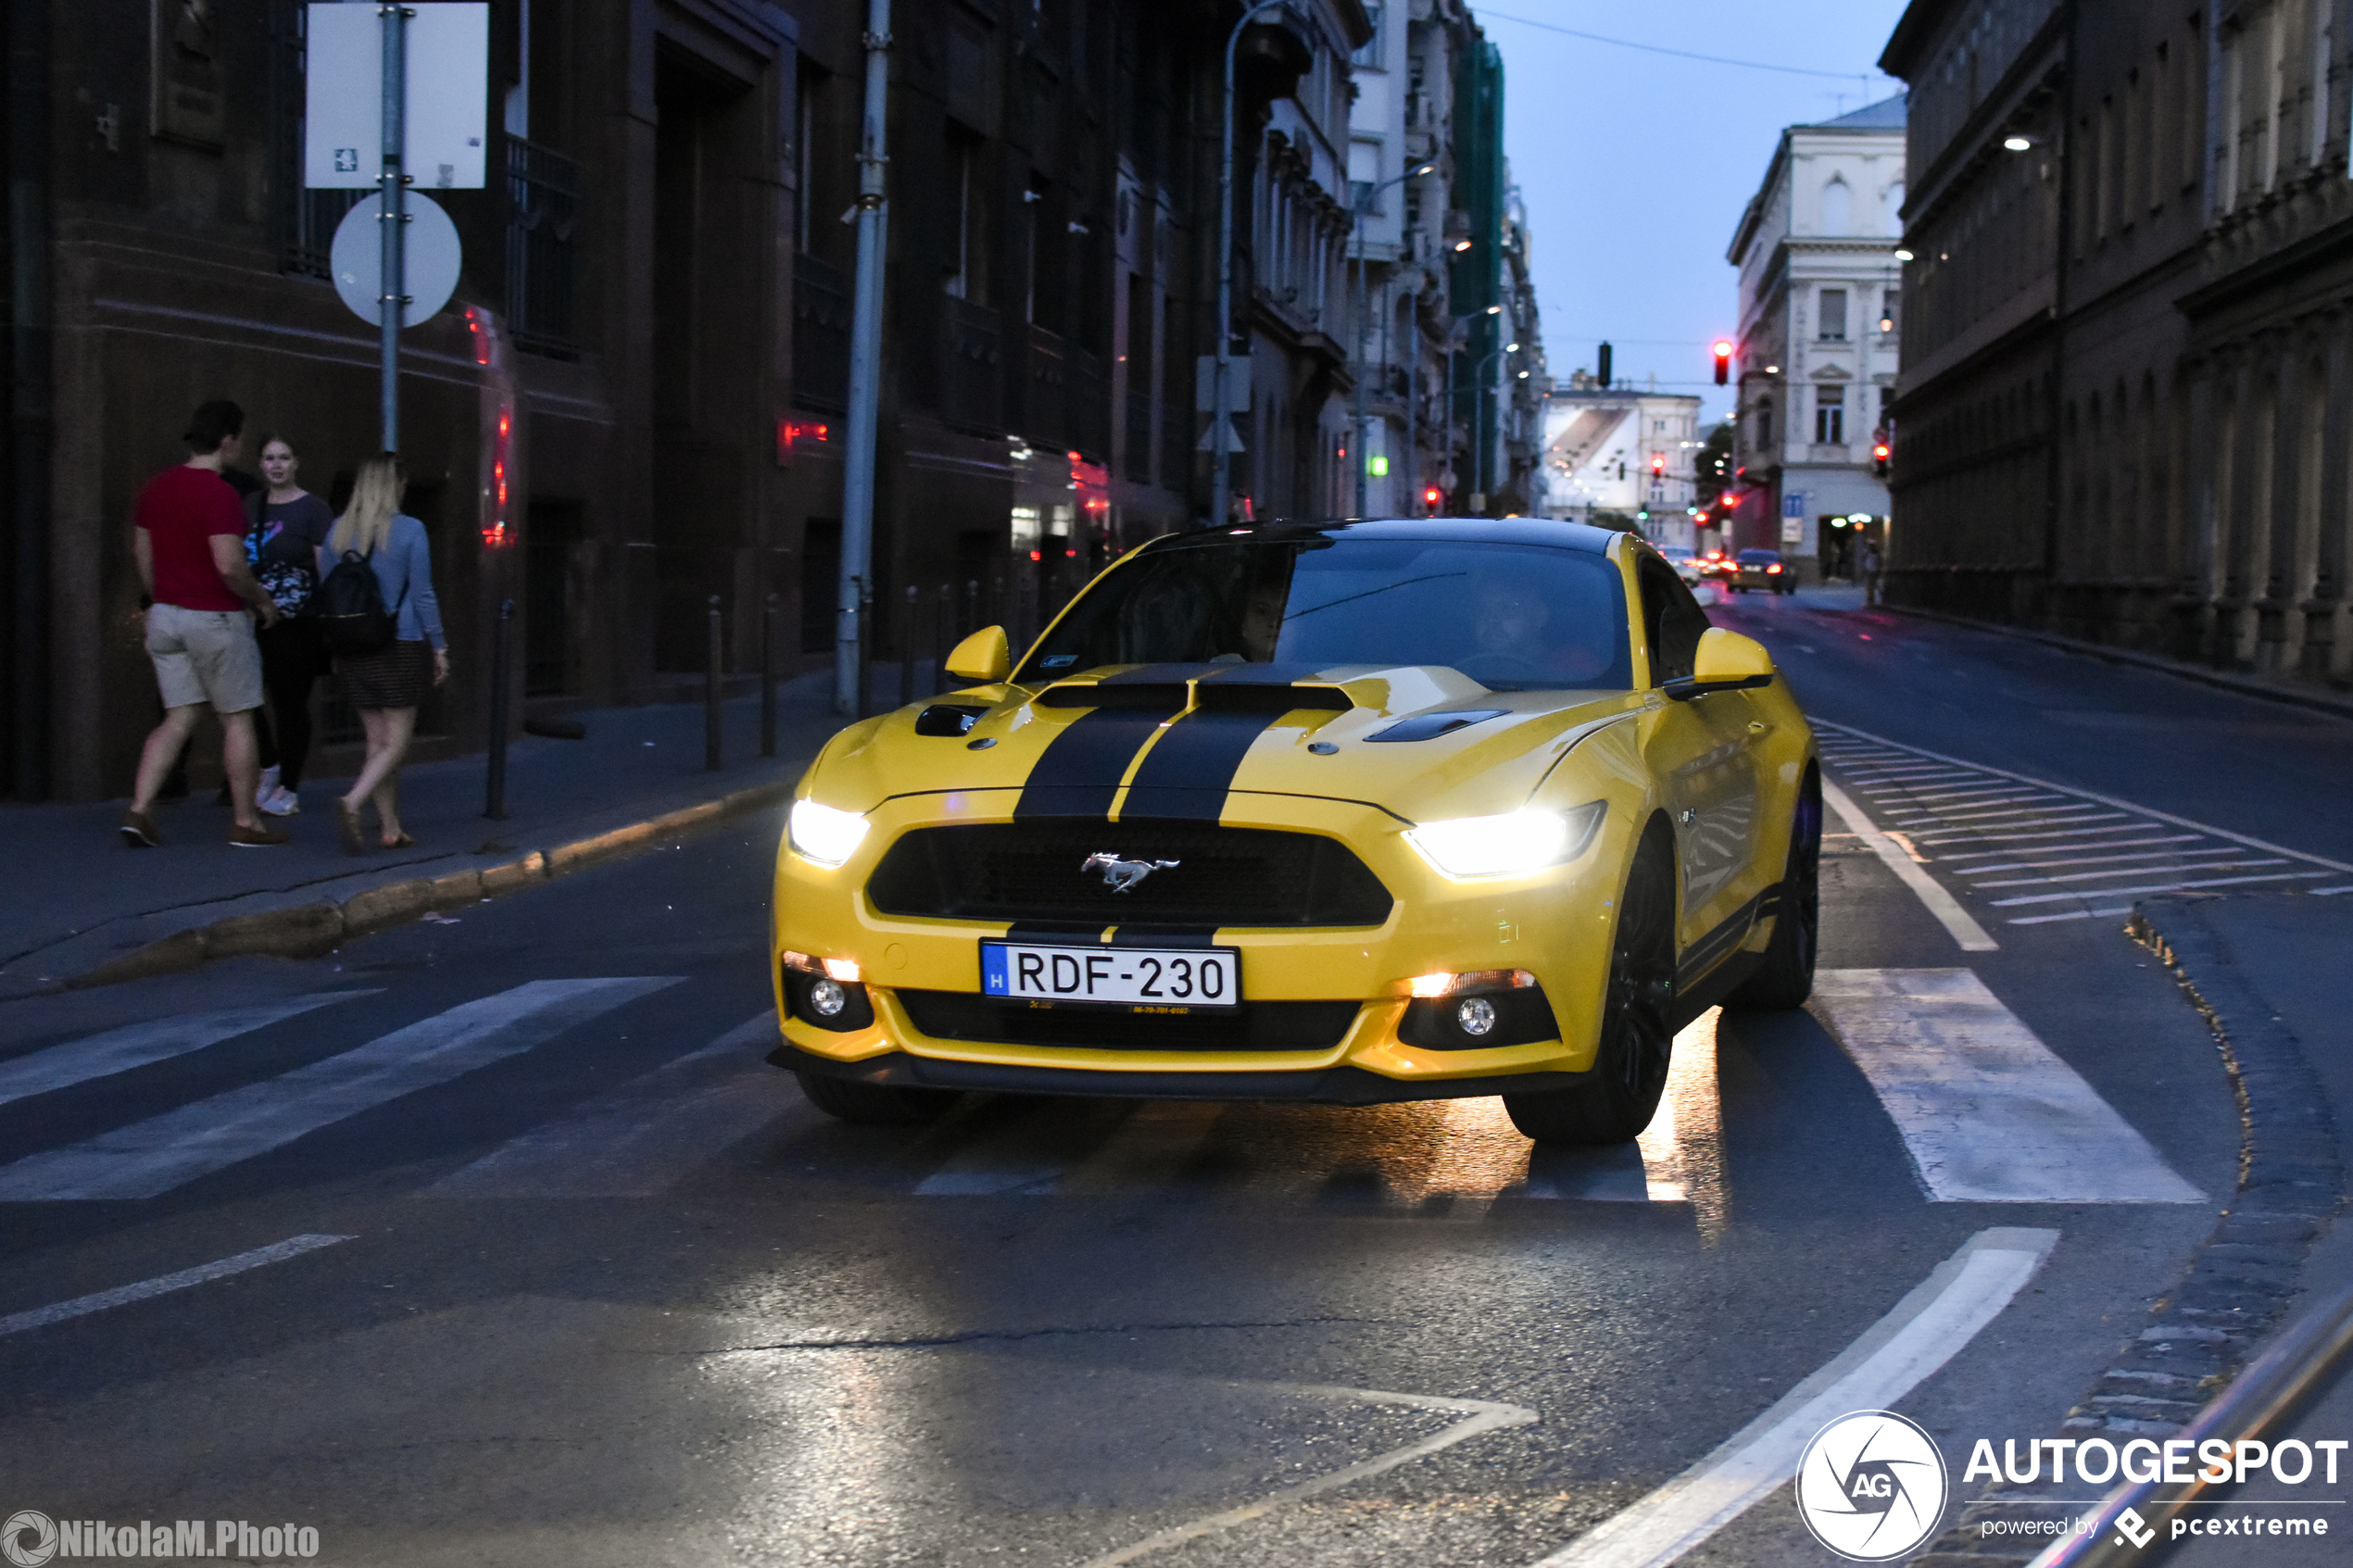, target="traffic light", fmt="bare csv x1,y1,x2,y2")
1423,485,1443,511
1872,438,1891,478
1597,342,1613,389
1712,340,1732,385
1650,453,1666,479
